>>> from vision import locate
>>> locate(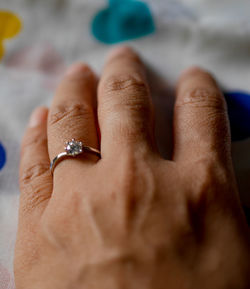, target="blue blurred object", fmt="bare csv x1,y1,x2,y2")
0,142,6,170
91,0,155,44
224,91,250,141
